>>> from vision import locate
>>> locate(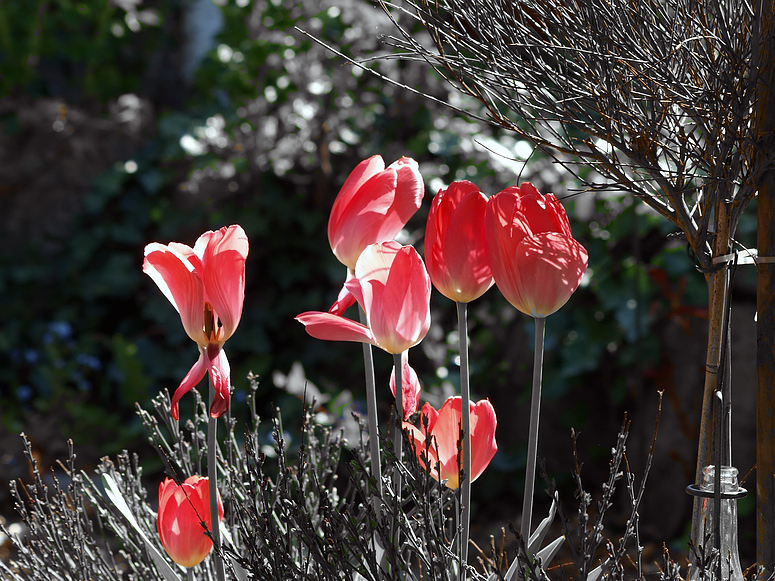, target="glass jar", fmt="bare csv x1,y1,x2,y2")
686,465,744,581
